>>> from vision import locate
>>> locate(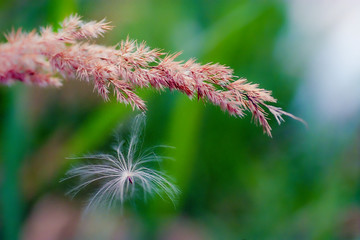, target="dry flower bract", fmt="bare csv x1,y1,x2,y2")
0,14,303,136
